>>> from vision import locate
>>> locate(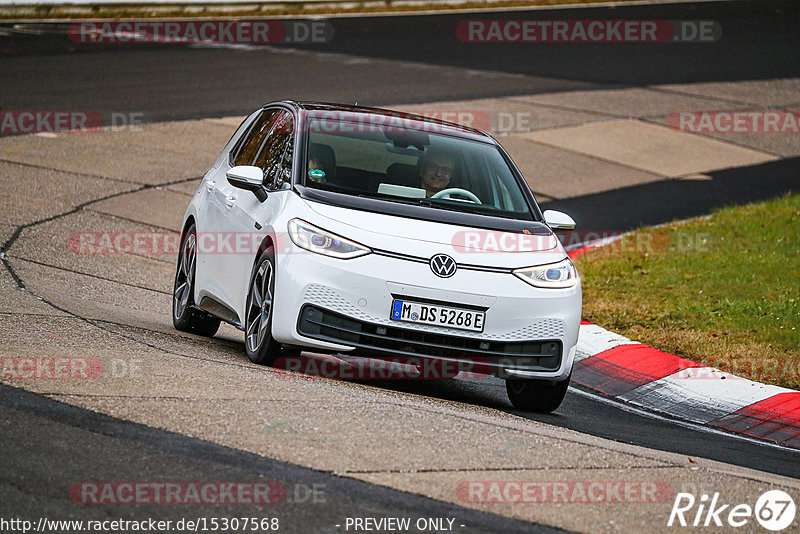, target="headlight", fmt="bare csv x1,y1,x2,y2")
513,258,578,288
288,219,371,259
